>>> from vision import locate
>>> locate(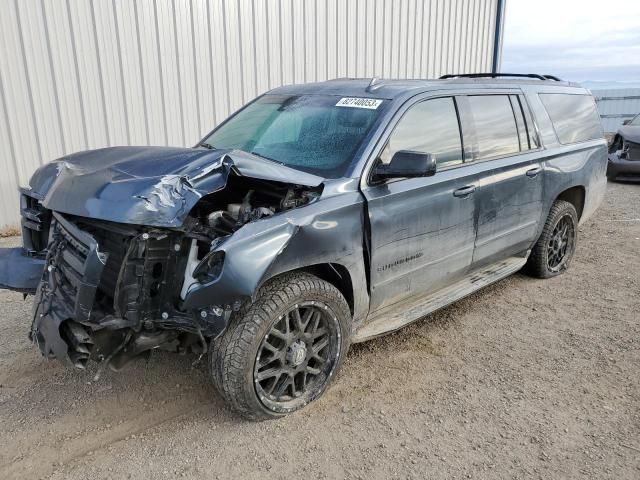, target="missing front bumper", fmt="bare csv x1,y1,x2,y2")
30,213,107,367
0,247,45,293
5,210,231,370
